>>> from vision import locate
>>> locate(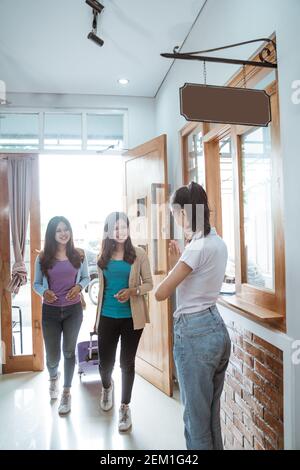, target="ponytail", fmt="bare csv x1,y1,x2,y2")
171,181,211,237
